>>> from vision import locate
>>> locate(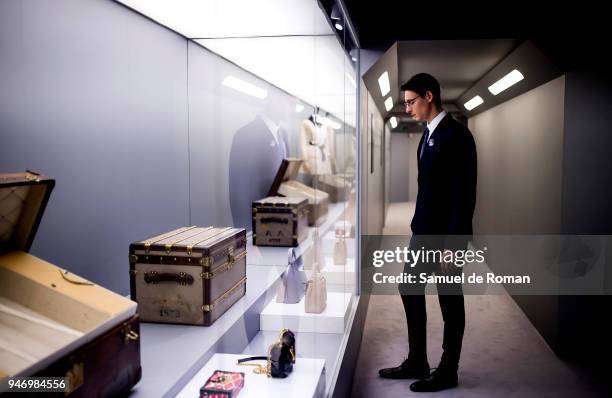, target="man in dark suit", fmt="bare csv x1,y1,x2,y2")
378,73,477,392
